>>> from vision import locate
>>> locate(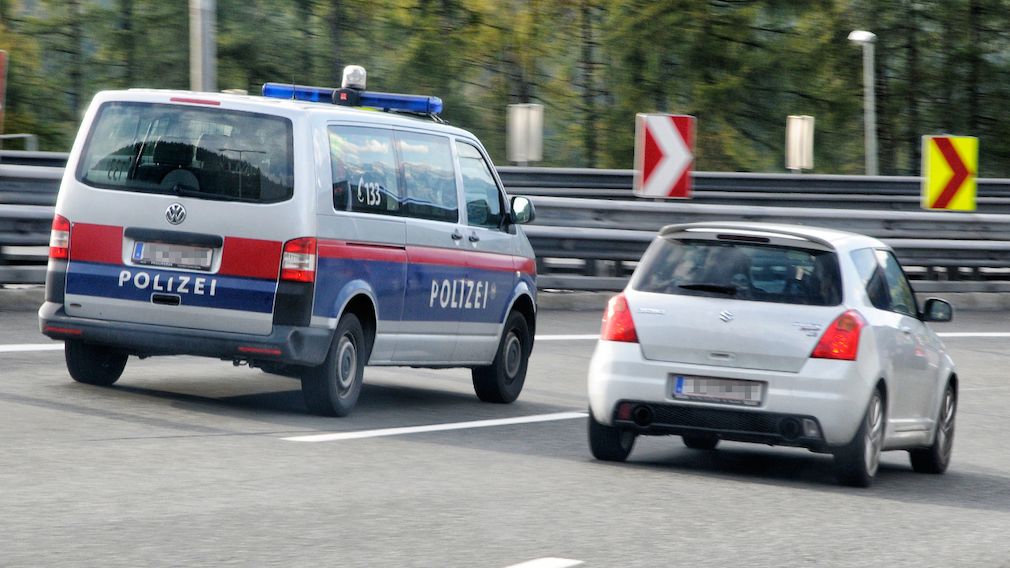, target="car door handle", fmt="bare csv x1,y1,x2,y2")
900,327,913,335
451,230,463,241
468,232,480,243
